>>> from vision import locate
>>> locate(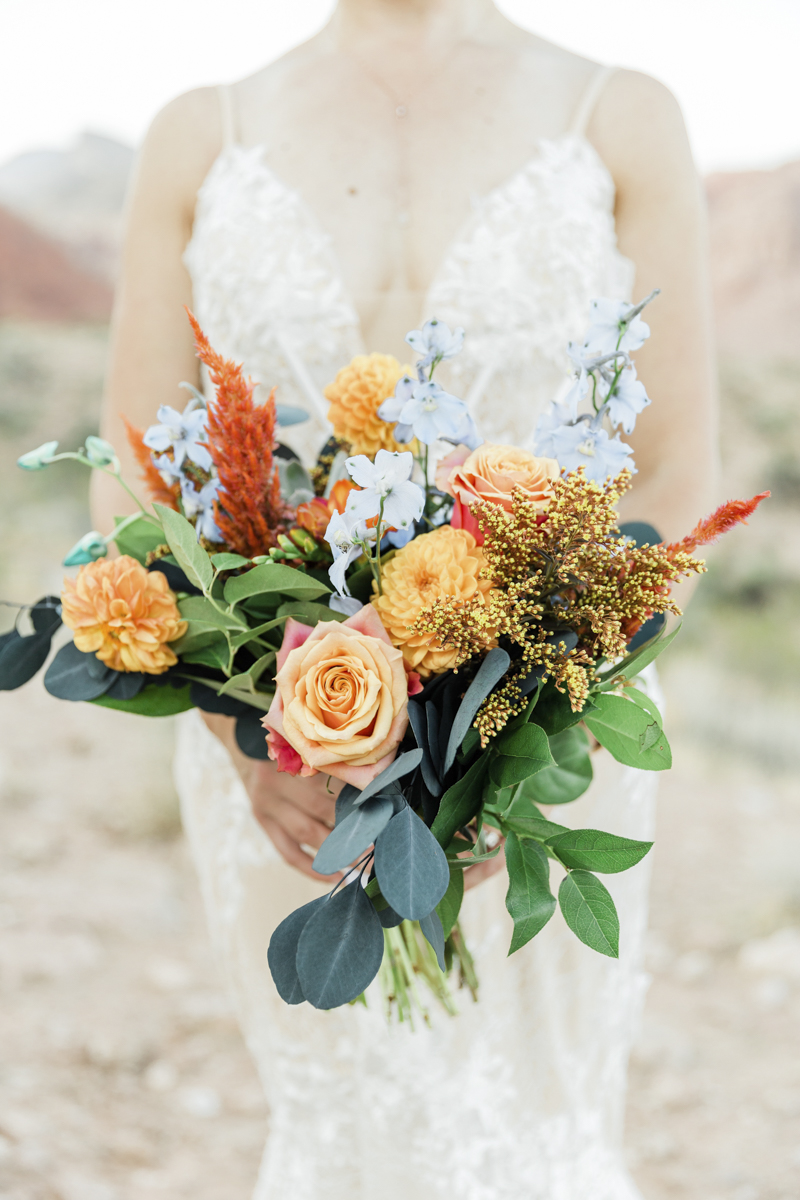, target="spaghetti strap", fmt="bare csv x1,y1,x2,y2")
568,65,617,137
217,83,238,148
